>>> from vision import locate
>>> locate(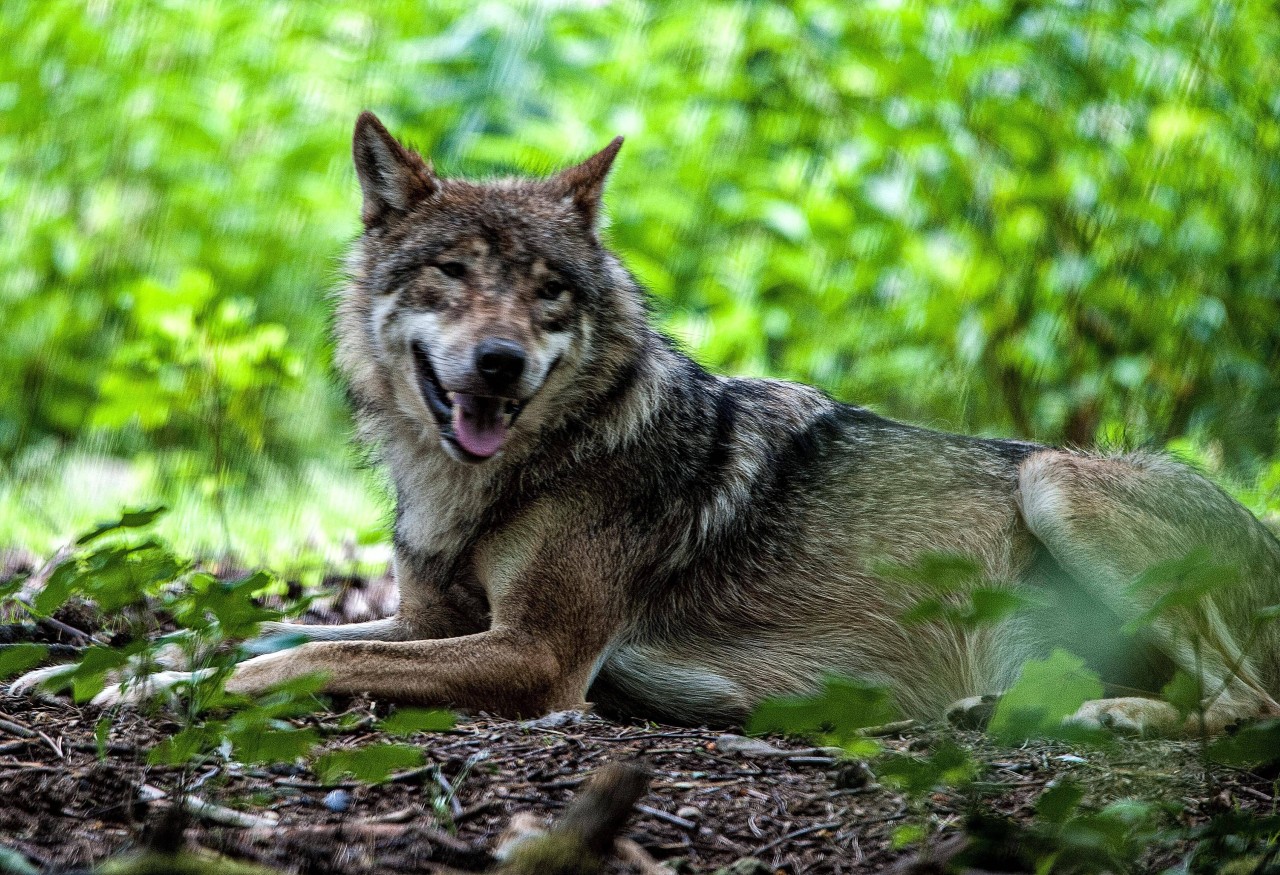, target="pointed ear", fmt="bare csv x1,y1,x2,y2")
352,111,439,227
551,136,624,228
